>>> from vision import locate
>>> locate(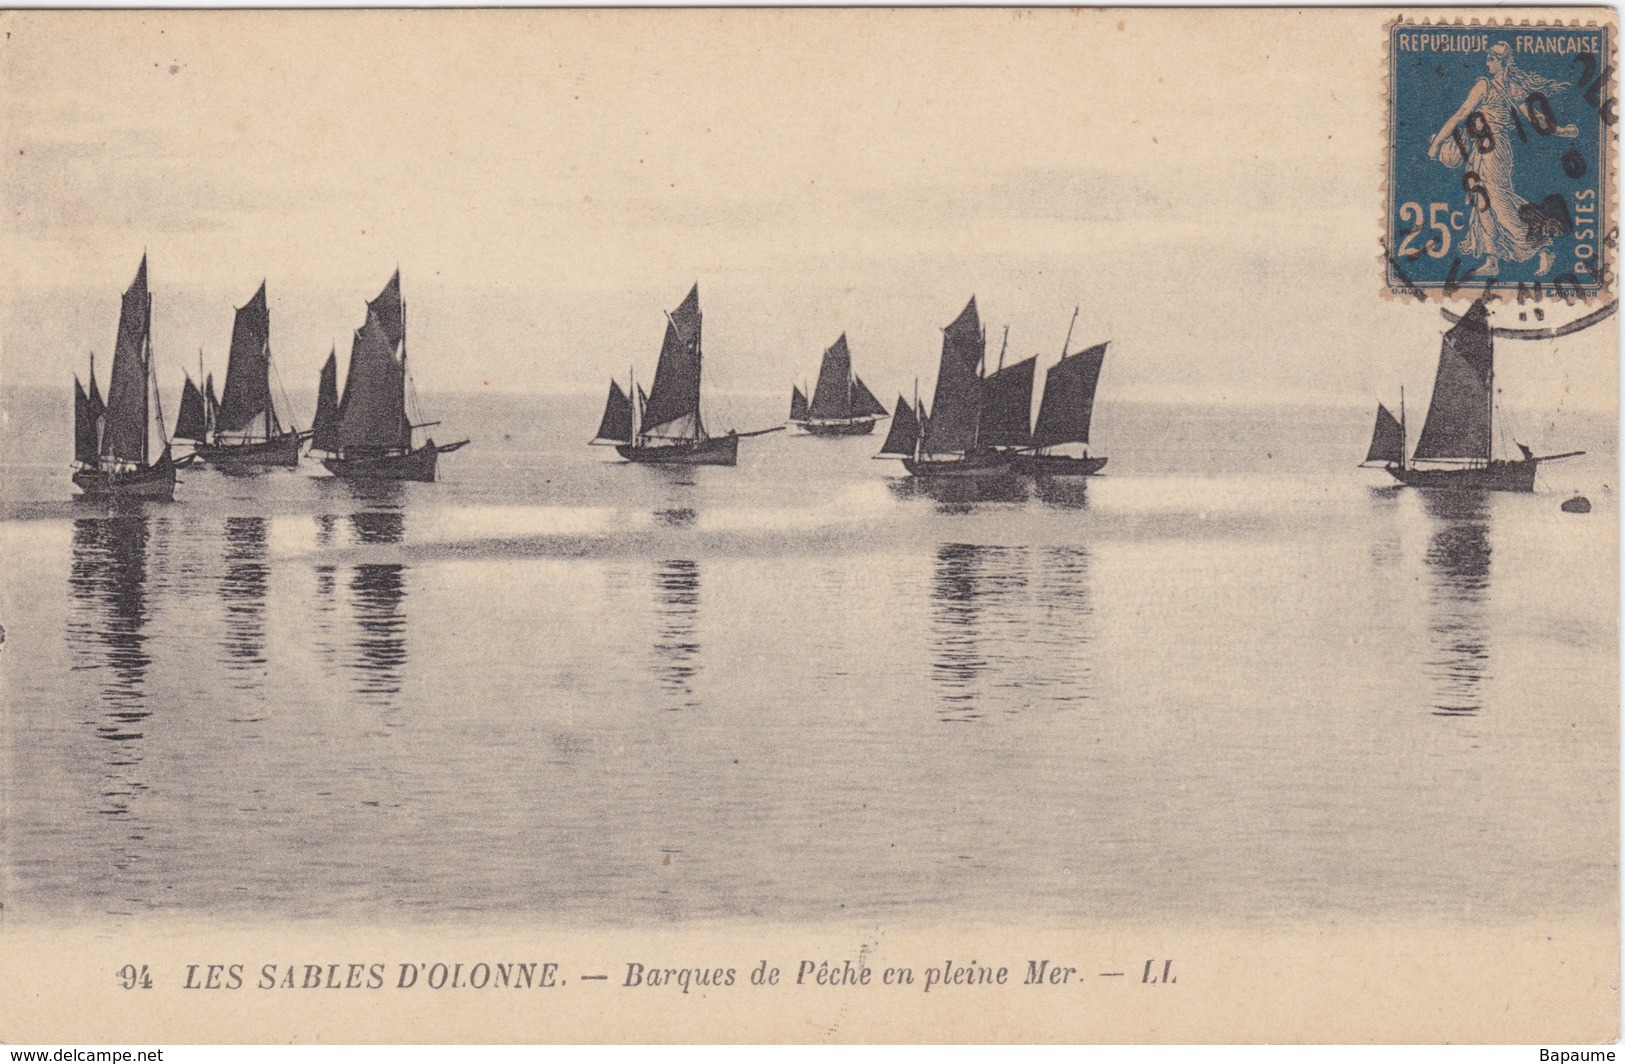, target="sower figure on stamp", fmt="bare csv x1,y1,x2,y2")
1427,41,1578,277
